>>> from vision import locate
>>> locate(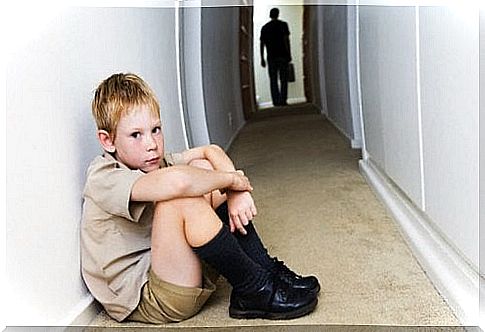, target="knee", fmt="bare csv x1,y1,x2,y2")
188,158,214,171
